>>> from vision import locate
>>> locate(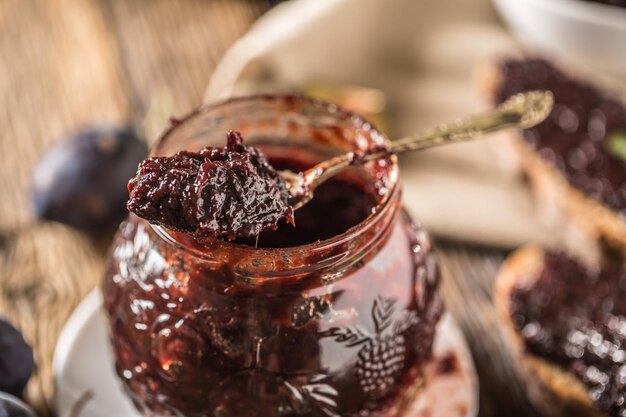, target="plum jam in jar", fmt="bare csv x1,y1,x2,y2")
103,95,442,417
